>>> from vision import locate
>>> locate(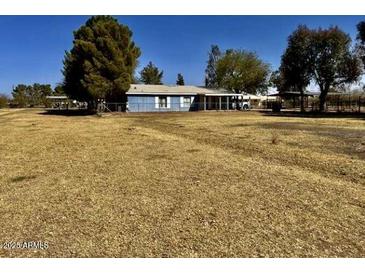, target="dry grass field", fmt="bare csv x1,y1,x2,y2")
0,108,364,257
